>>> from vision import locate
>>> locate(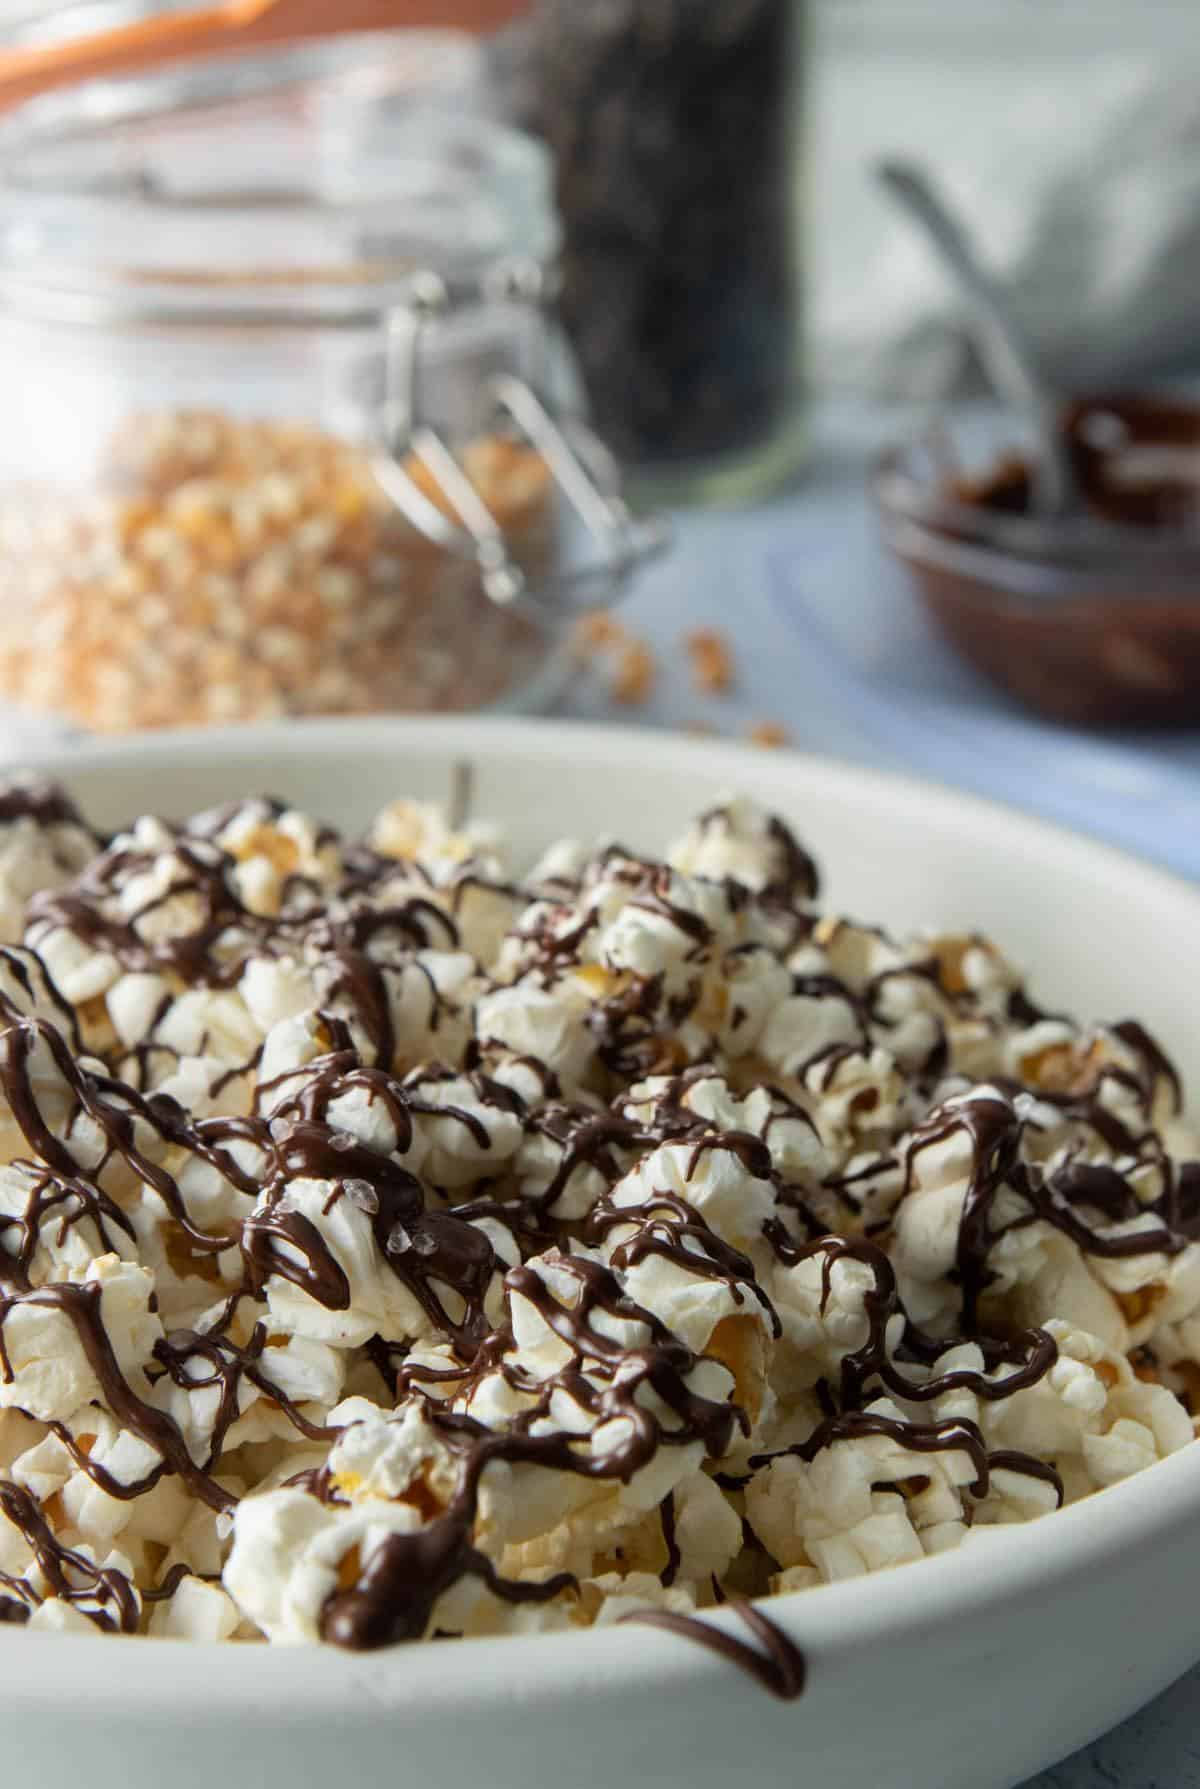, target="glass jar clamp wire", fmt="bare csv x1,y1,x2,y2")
0,34,672,731
371,257,671,616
